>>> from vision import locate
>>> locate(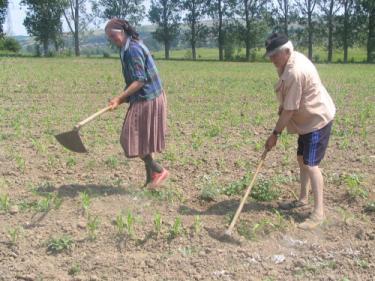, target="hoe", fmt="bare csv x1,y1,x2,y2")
55,106,111,153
